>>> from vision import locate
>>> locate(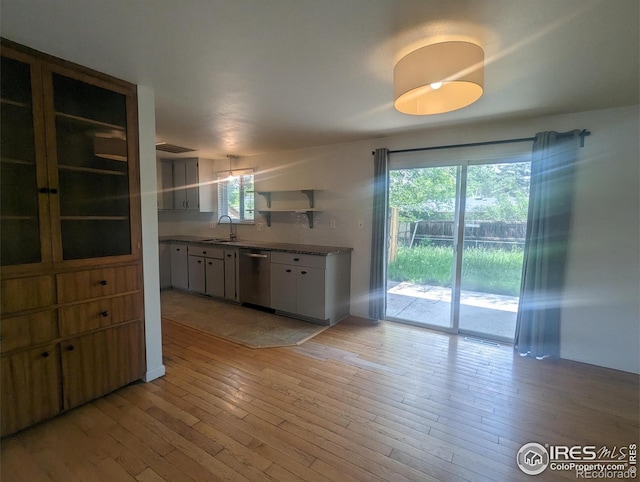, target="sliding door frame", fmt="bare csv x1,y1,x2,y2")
387,155,530,343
